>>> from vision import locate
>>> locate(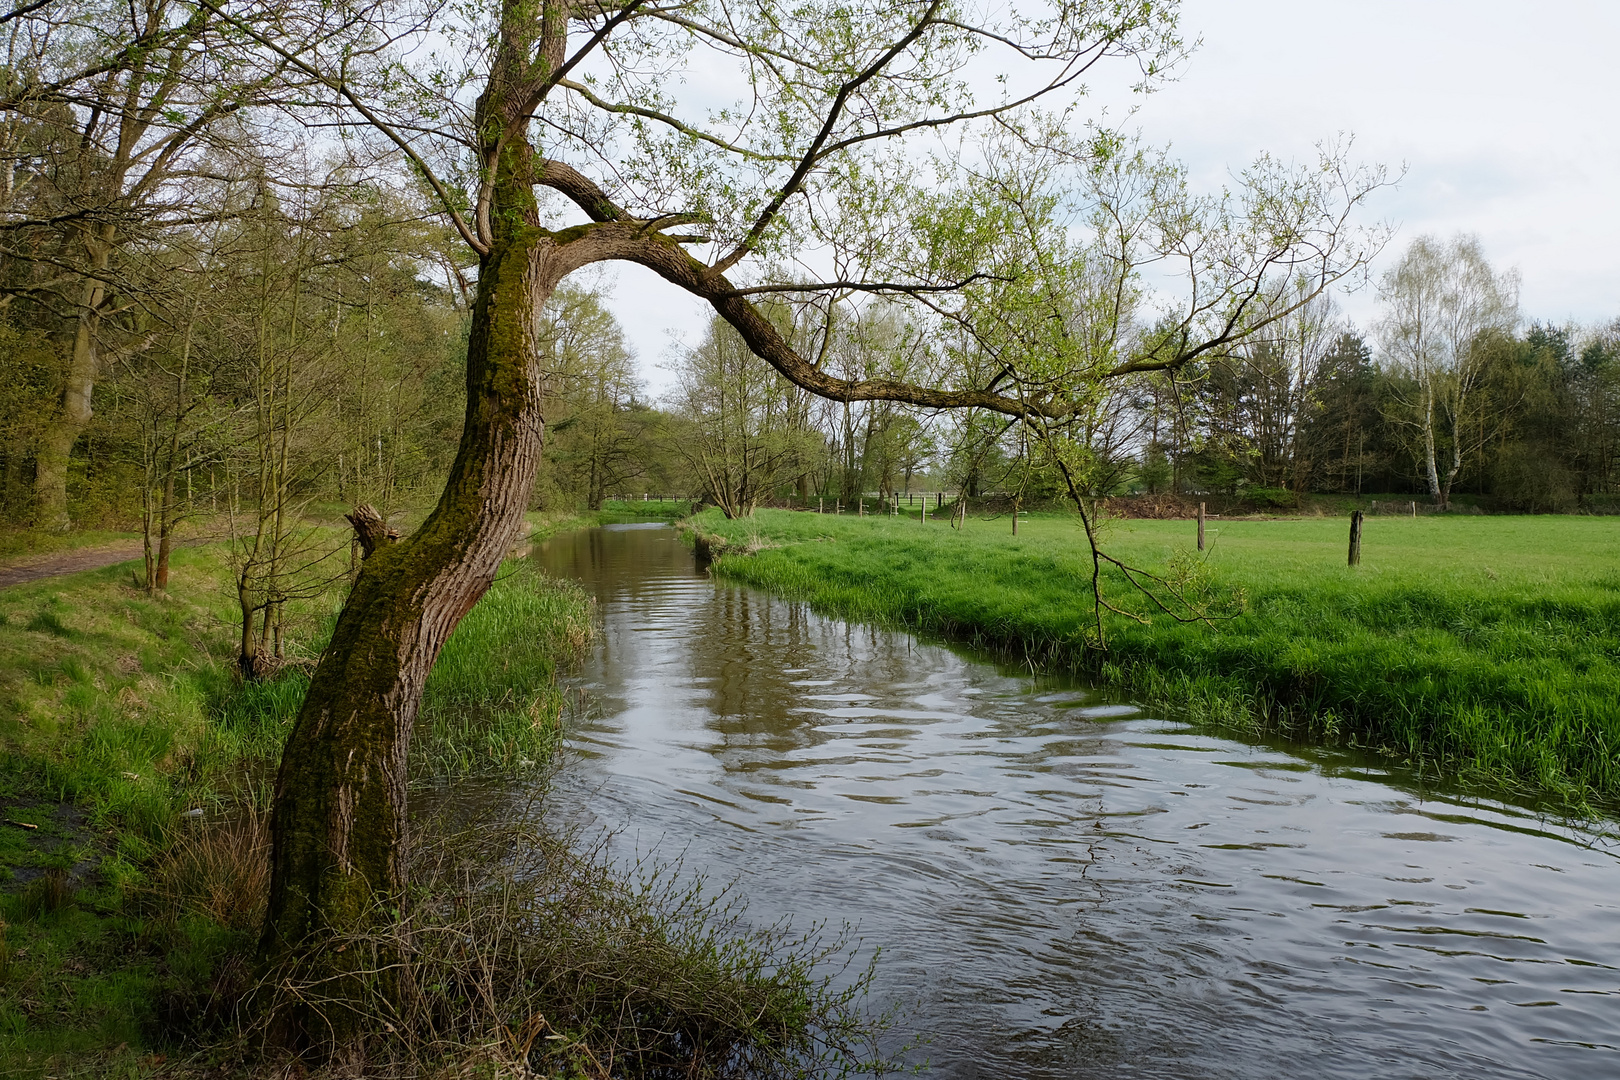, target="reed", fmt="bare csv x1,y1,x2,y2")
414,561,595,779
240,801,893,1079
